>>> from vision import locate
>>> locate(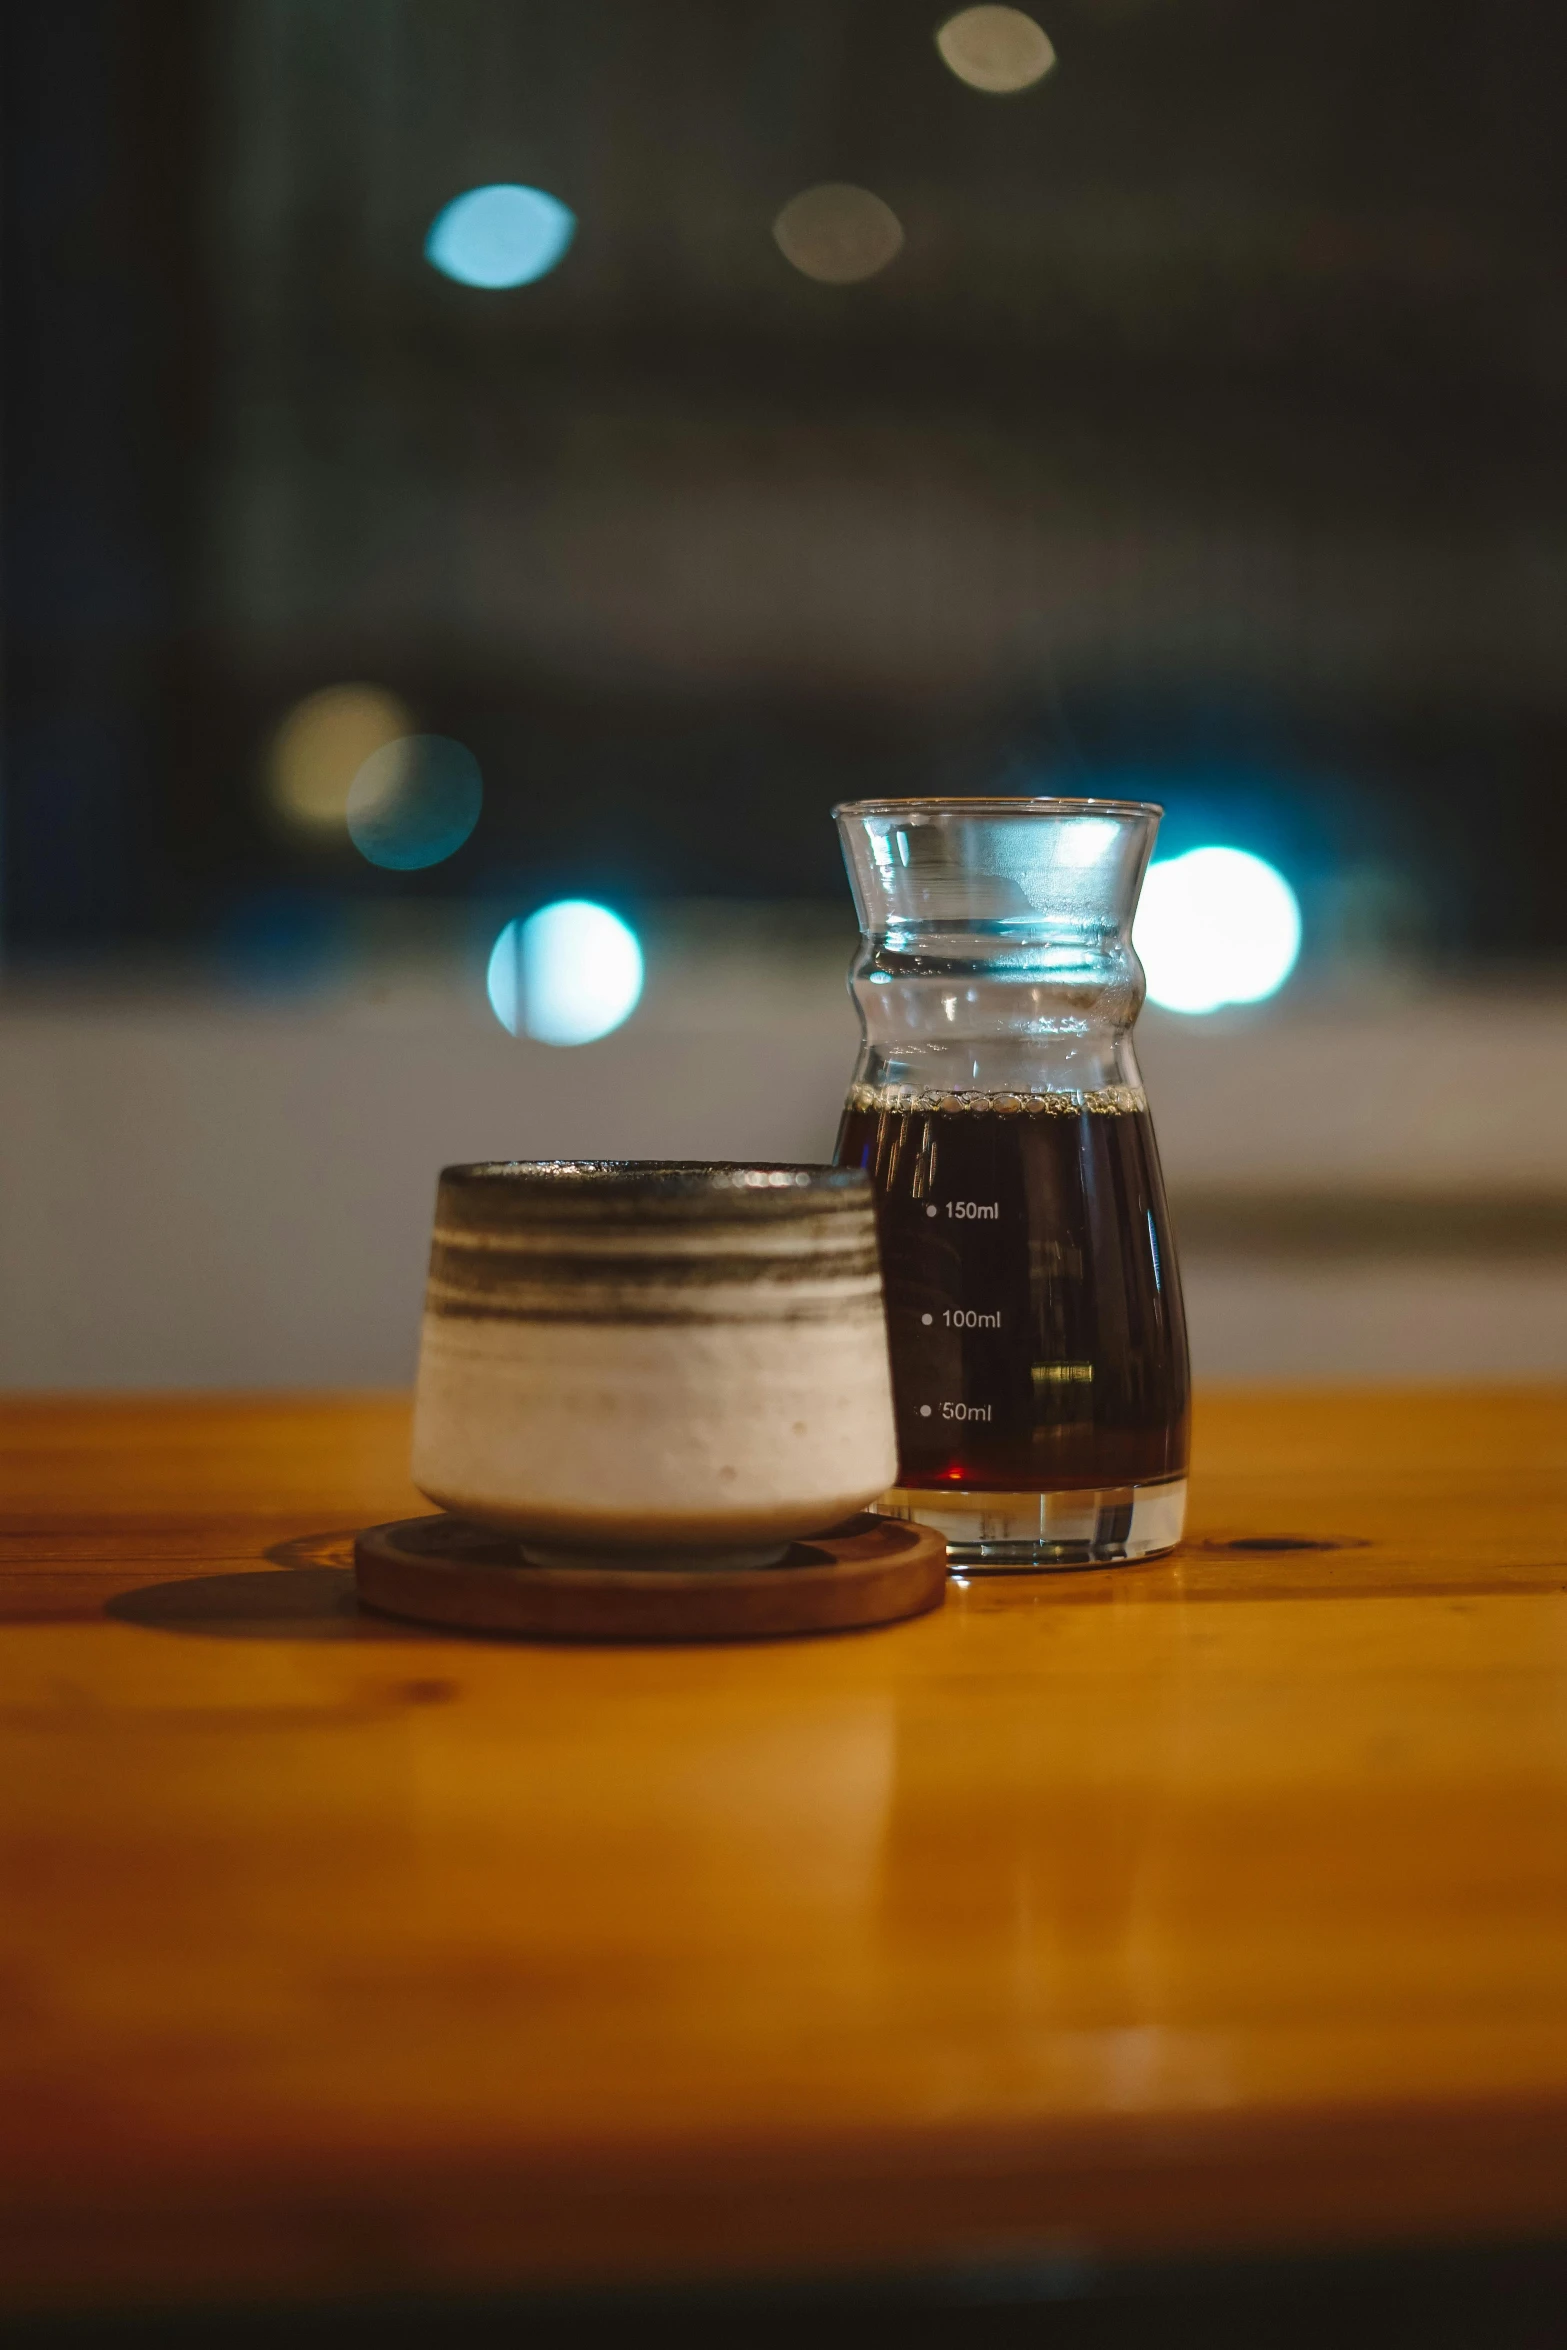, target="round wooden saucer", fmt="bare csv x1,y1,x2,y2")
353,1511,946,1643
